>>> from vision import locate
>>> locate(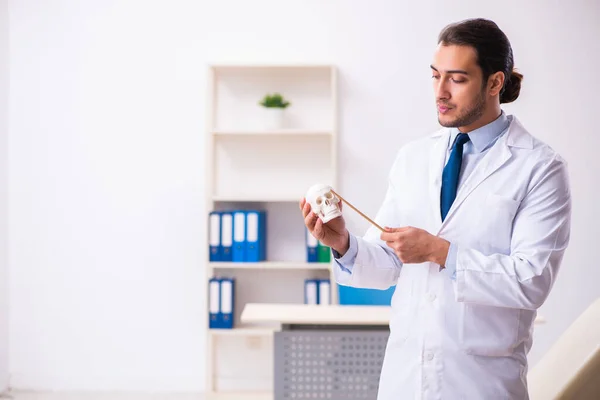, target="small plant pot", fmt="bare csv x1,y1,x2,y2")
263,107,285,130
